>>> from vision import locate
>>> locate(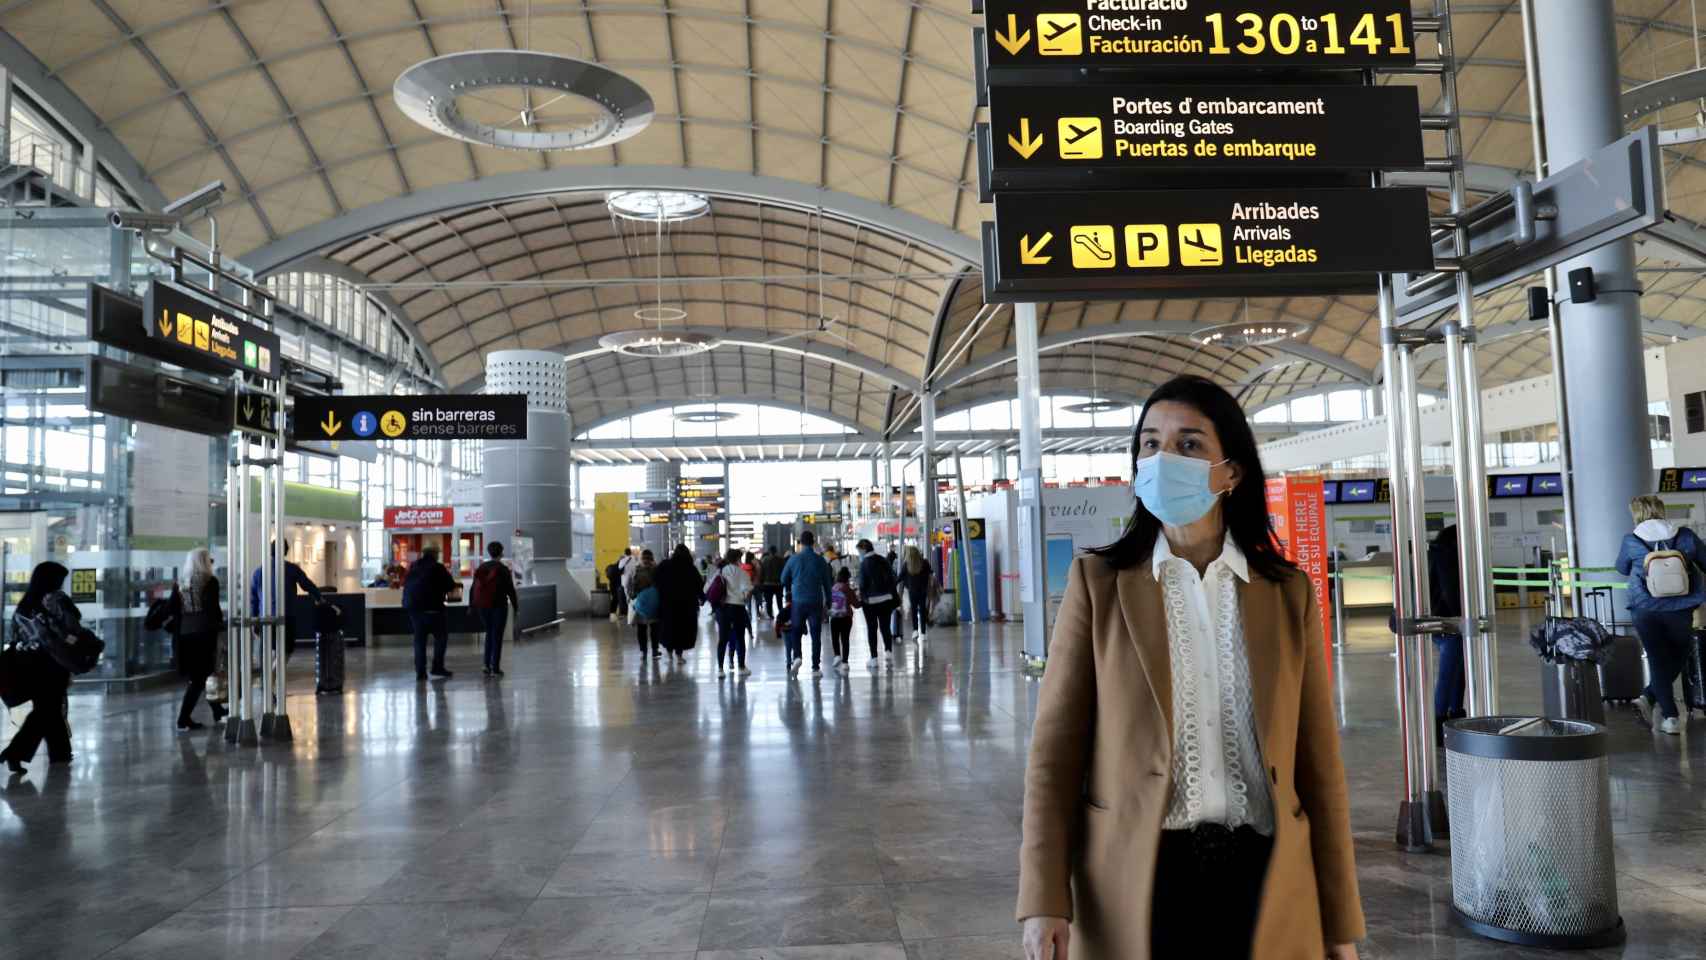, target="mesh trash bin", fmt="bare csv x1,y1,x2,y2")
1444,717,1623,949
